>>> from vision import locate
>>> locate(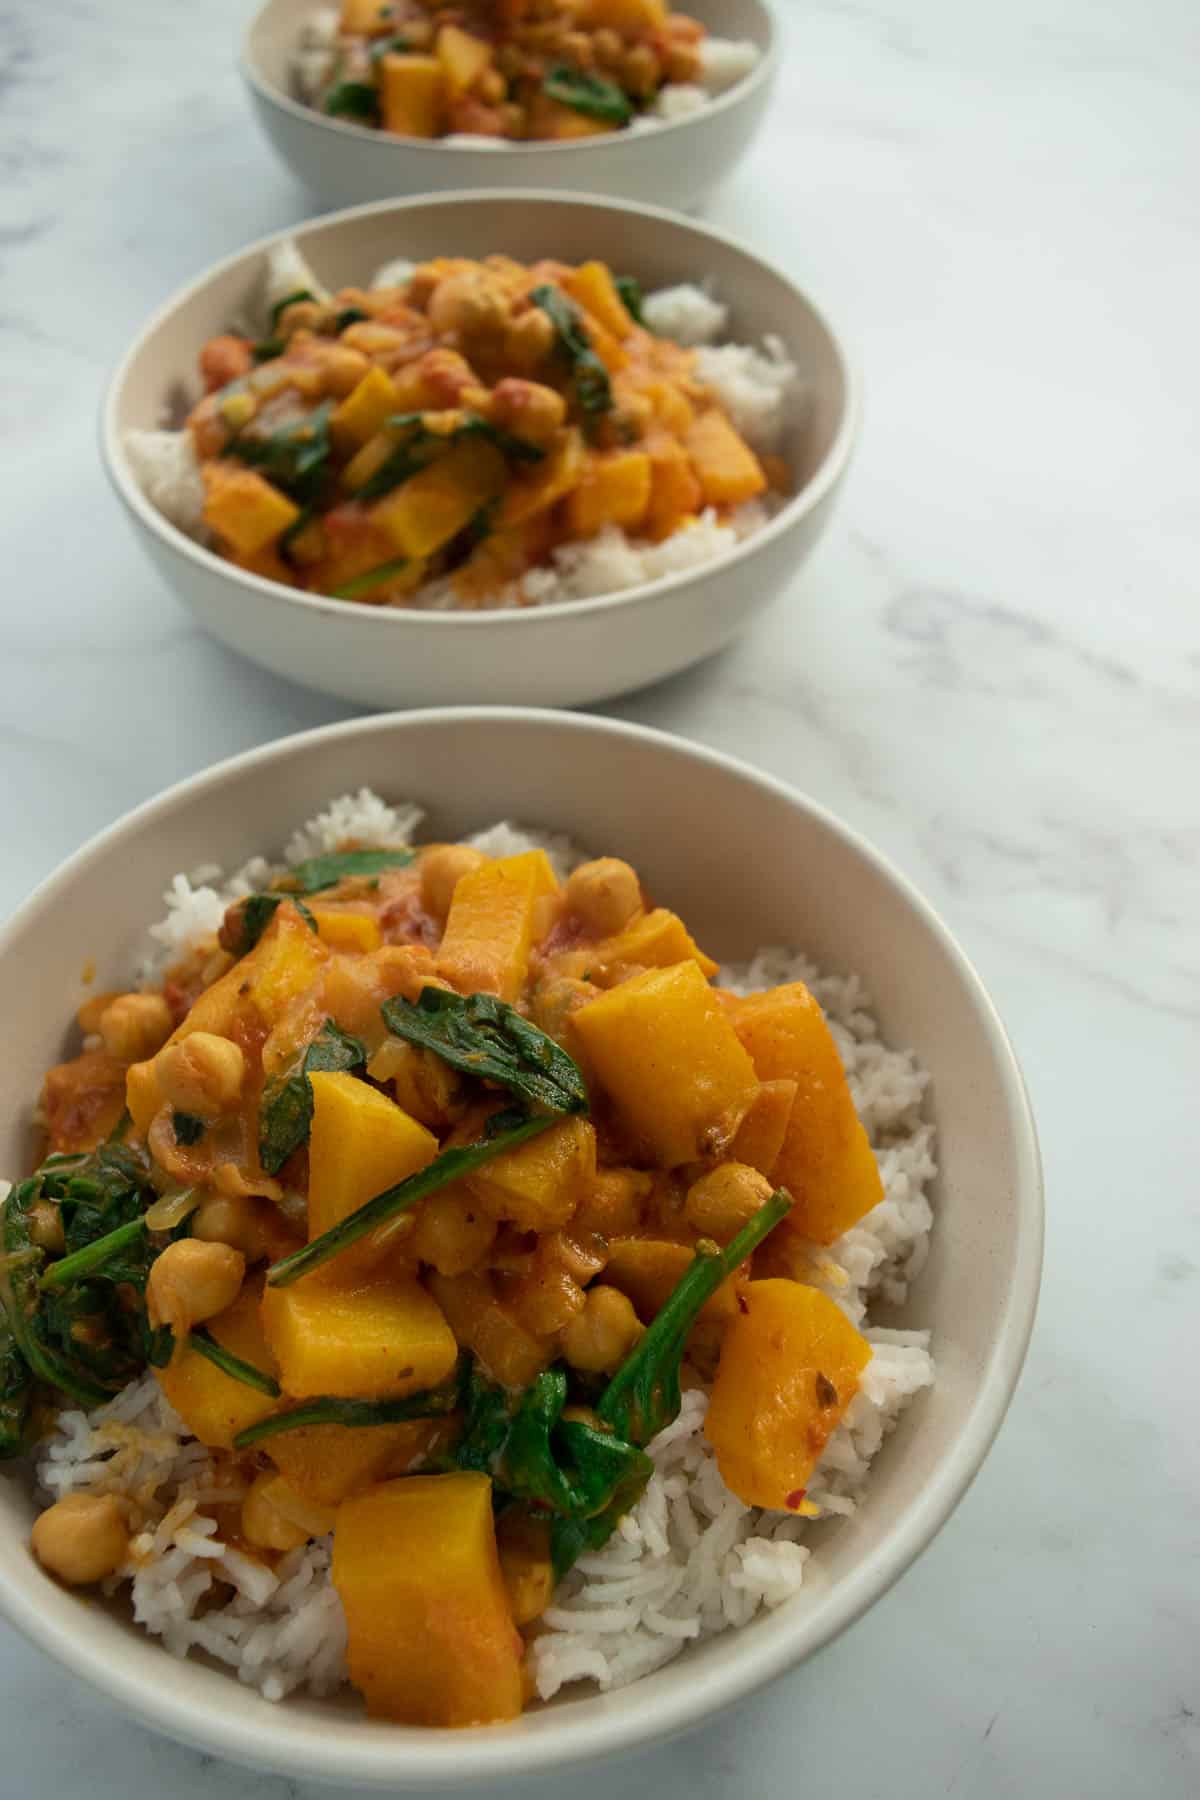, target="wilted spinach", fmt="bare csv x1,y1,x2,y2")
530,284,613,419
273,846,415,895
258,1020,368,1176
381,986,590,1117
542,64,633,125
